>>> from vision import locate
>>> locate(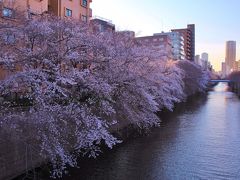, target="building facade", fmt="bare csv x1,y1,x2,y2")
135,34,173,61
172,24,195,61
225,41,236,73
1,0,92,22
48,0,92,22
154,32,185,60
0,0,92,80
